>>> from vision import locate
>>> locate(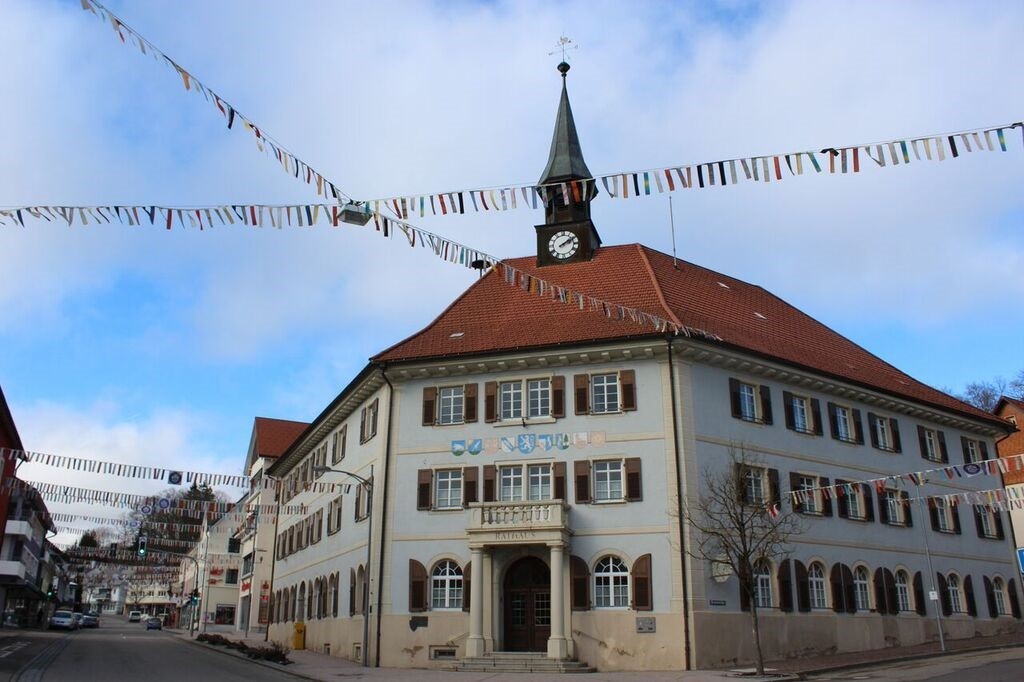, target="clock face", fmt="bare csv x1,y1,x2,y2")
548,230,580,260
